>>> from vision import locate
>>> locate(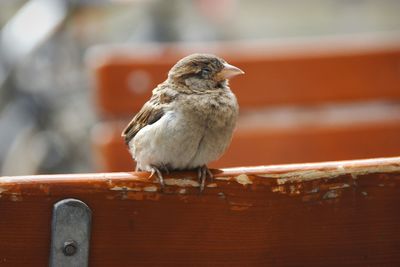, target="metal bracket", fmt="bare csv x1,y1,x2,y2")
49,198,92,267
